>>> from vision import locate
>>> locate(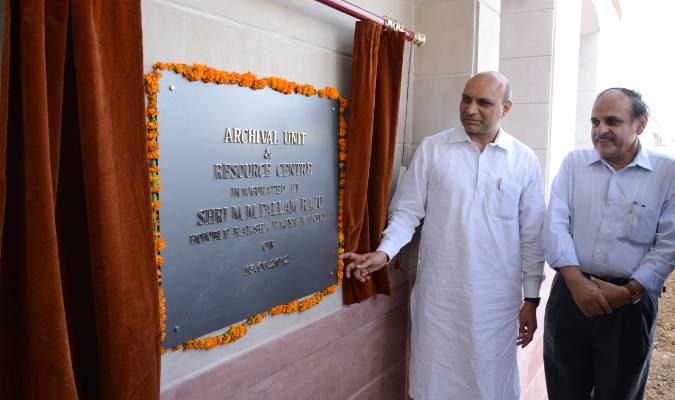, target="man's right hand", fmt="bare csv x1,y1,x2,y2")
339,251,388,283
559,266,613,317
